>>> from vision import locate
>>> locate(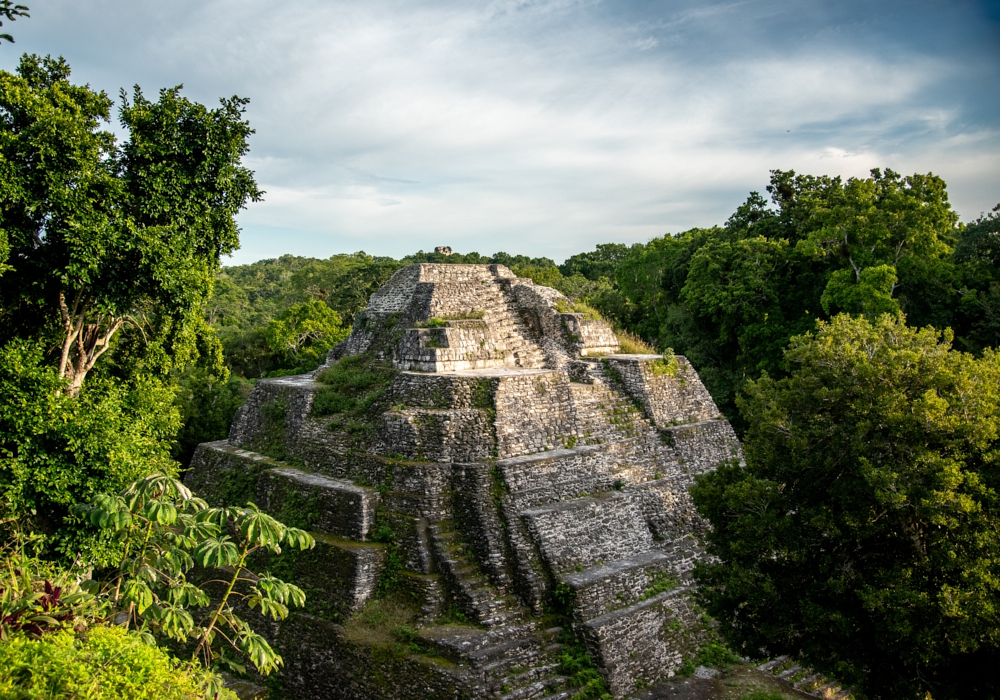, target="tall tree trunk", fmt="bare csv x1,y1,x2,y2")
58,289,124,395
